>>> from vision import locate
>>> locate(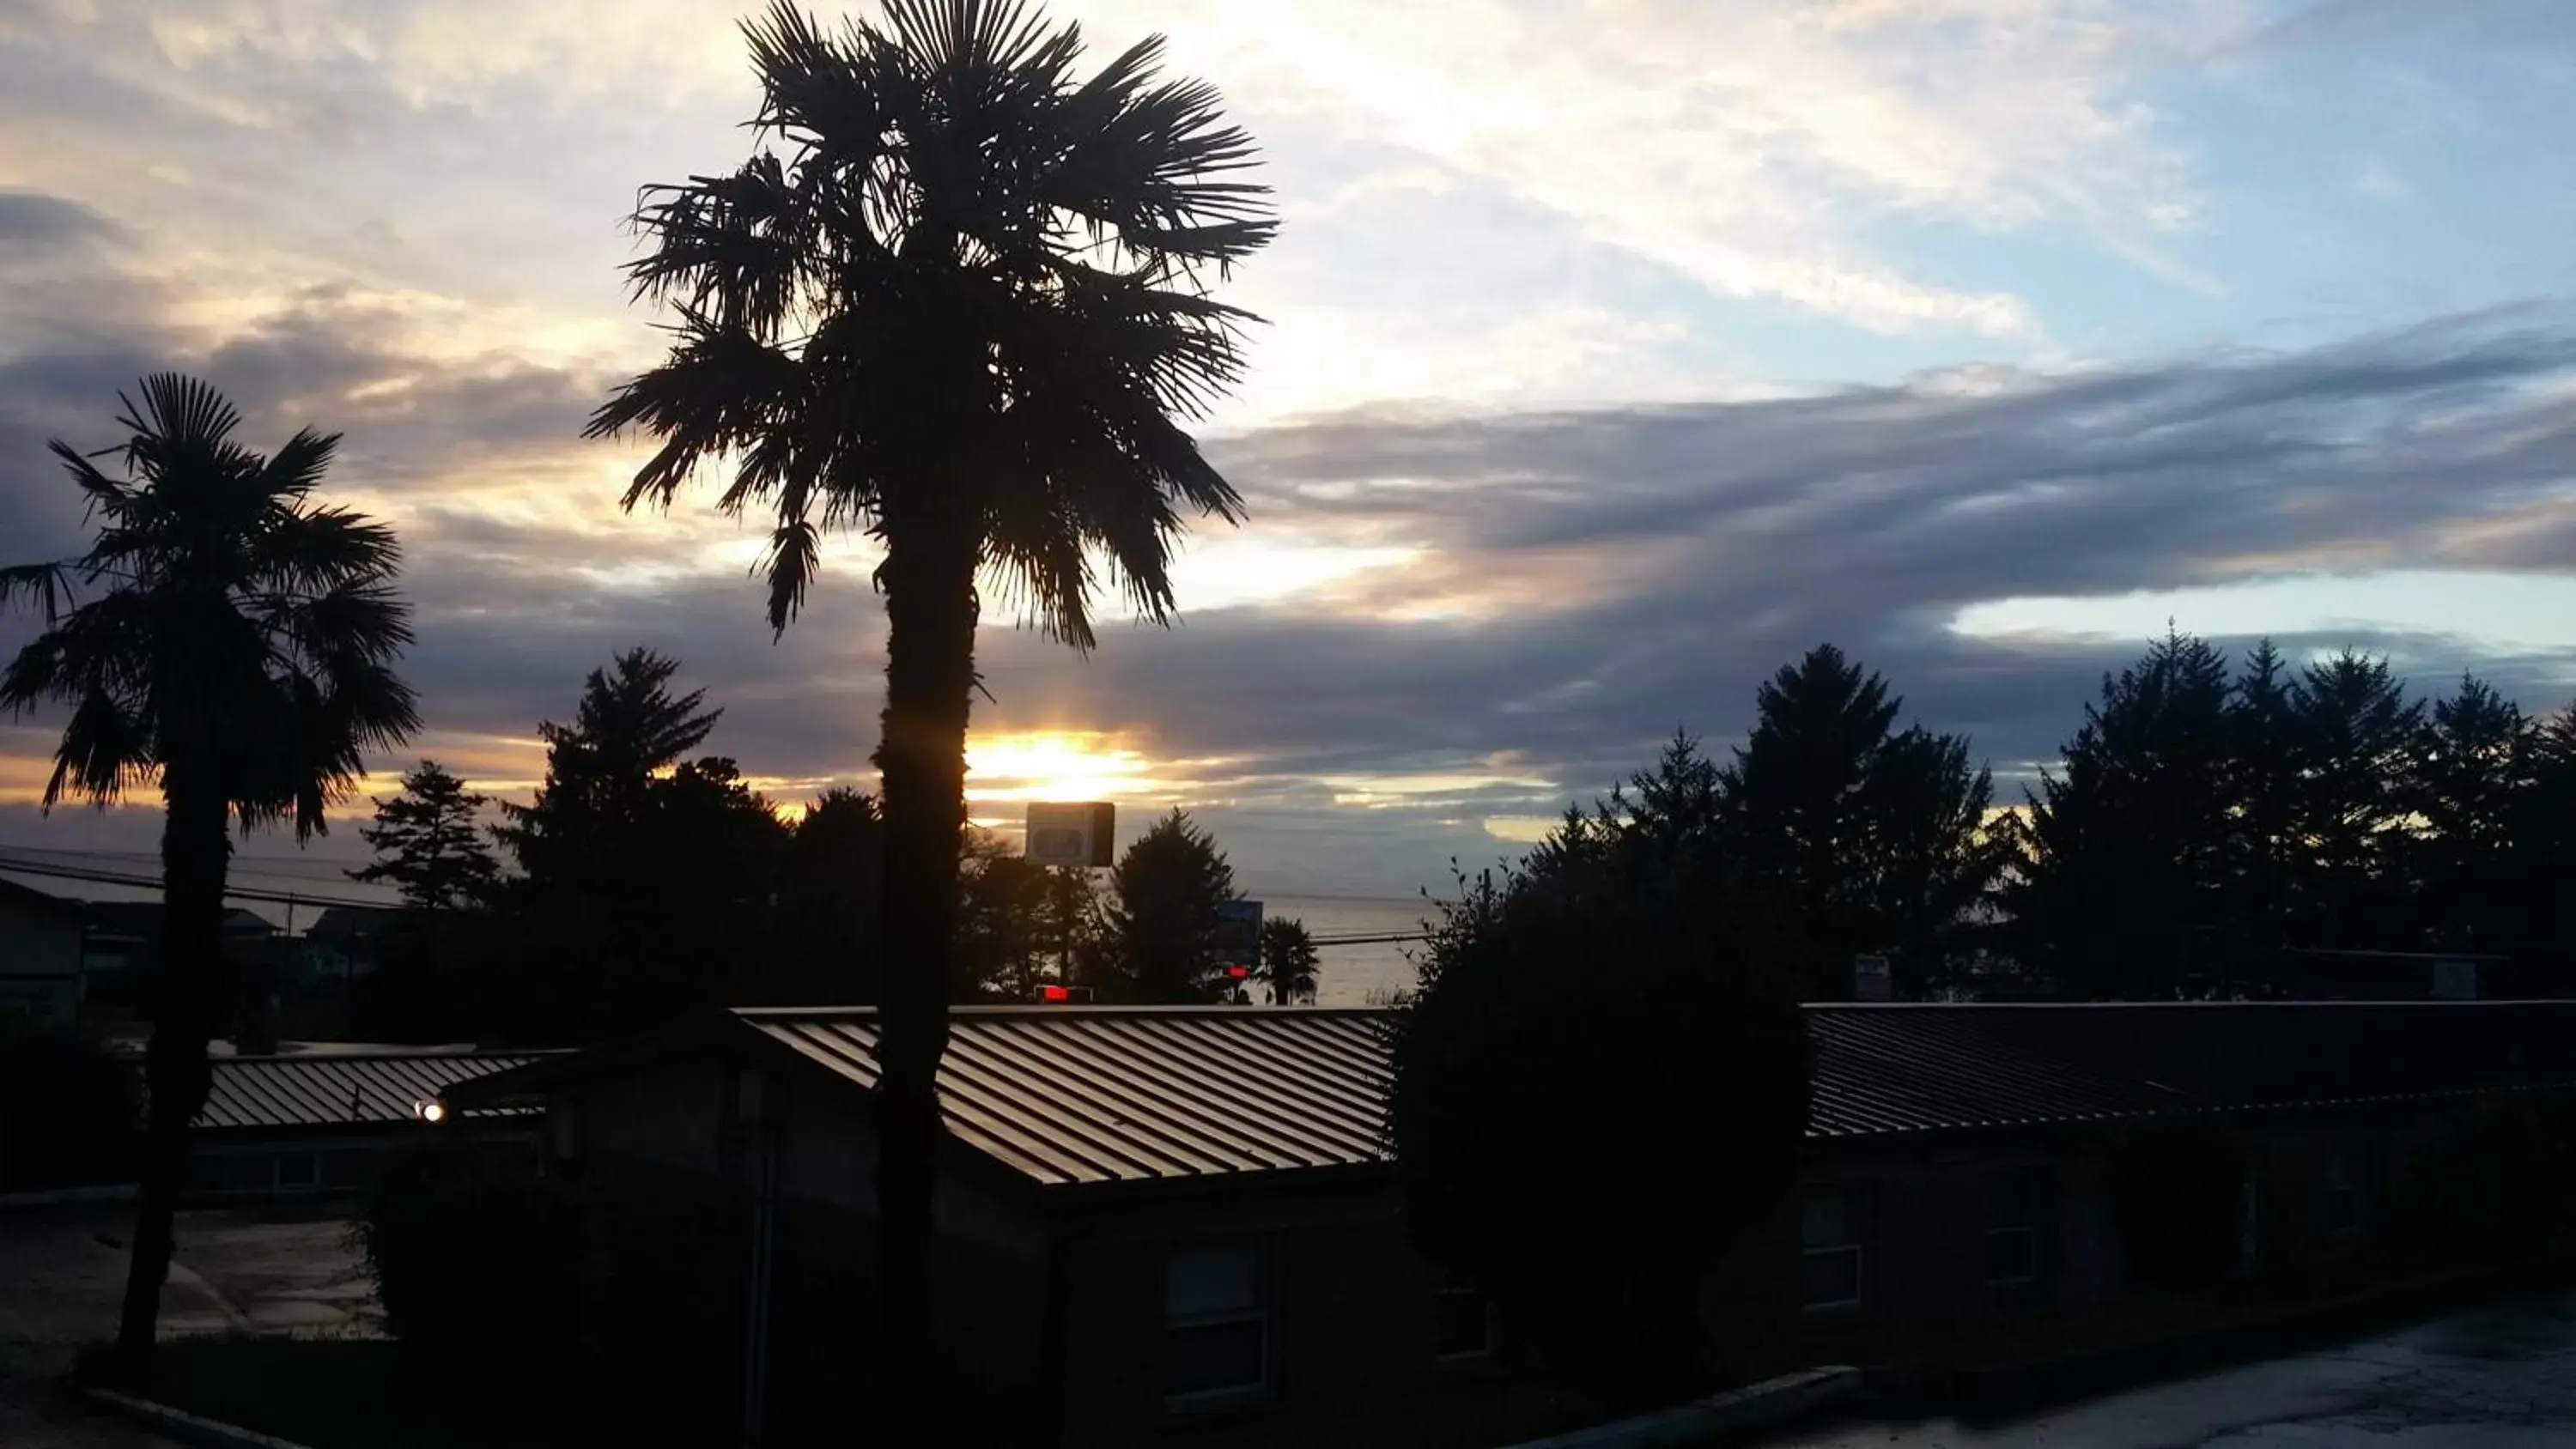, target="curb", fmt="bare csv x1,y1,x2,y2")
1906,1262,2570,1421
81,1387,322,1449
1498,1365,1863,1448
